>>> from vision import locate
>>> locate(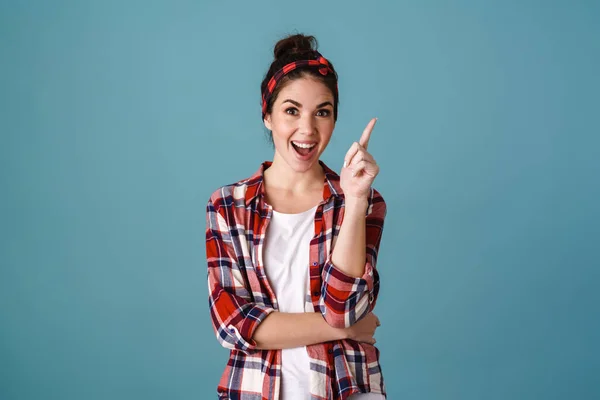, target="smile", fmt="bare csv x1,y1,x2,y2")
291,141,318,159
